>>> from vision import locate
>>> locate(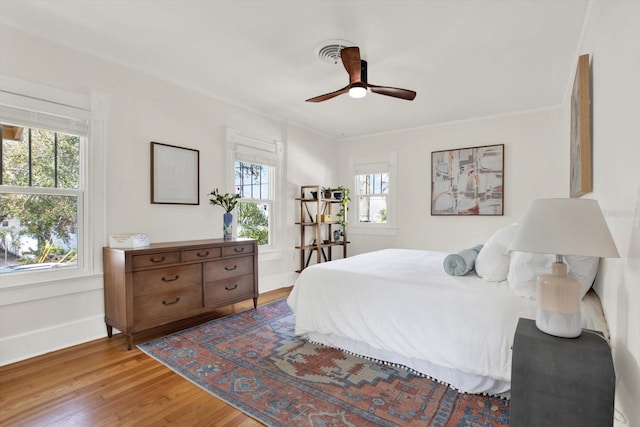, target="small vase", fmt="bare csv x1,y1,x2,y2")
223,212,233,240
